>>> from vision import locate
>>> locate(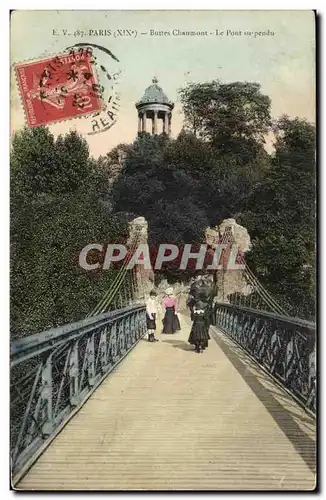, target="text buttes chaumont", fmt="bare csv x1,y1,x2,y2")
147,29,275,37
